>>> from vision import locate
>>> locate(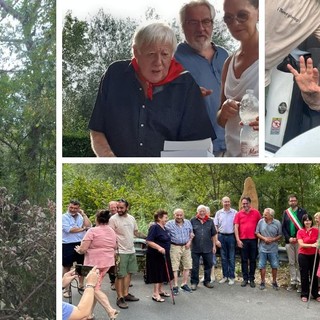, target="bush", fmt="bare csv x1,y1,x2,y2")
63,133,95,157
0,187,56,319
